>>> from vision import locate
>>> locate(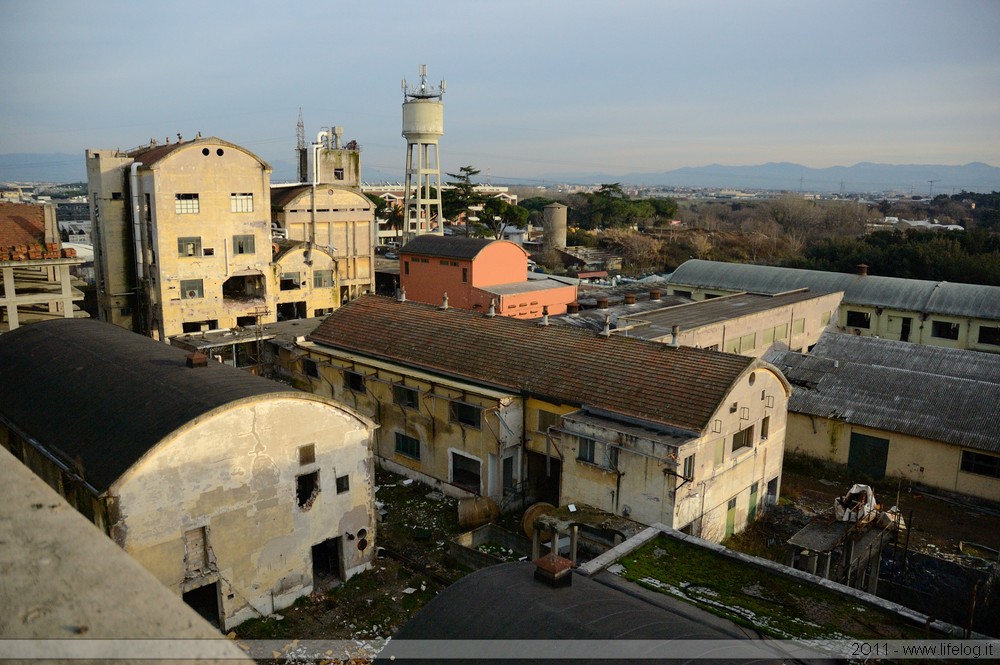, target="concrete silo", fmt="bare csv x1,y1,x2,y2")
401,65,445,239
543,202,568,250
